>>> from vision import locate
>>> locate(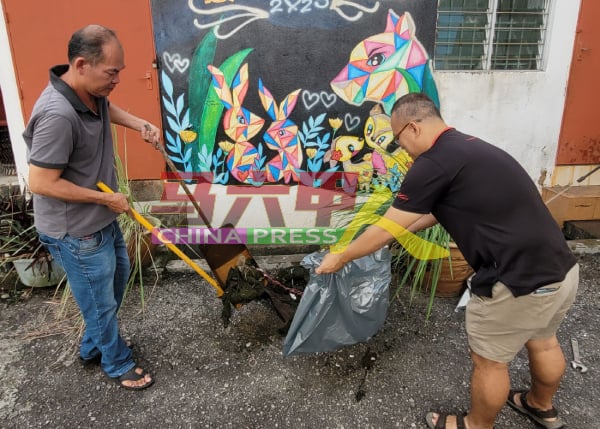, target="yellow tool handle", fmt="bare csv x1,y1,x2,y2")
97,181,223,297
